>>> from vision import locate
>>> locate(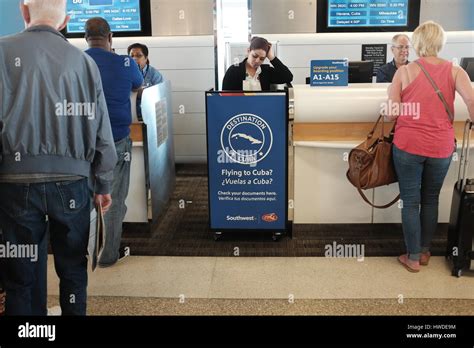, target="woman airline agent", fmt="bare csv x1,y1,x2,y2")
387,21,474,273
222,36,293,91
128,43,164,116
128,43,163,88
